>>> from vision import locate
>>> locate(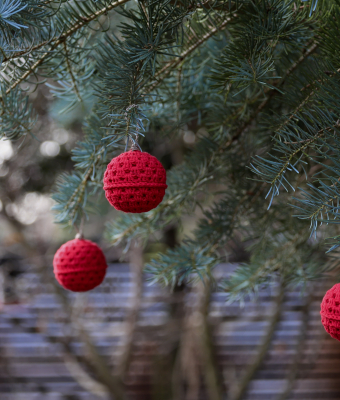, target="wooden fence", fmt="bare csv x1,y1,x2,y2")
0,263,339,400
